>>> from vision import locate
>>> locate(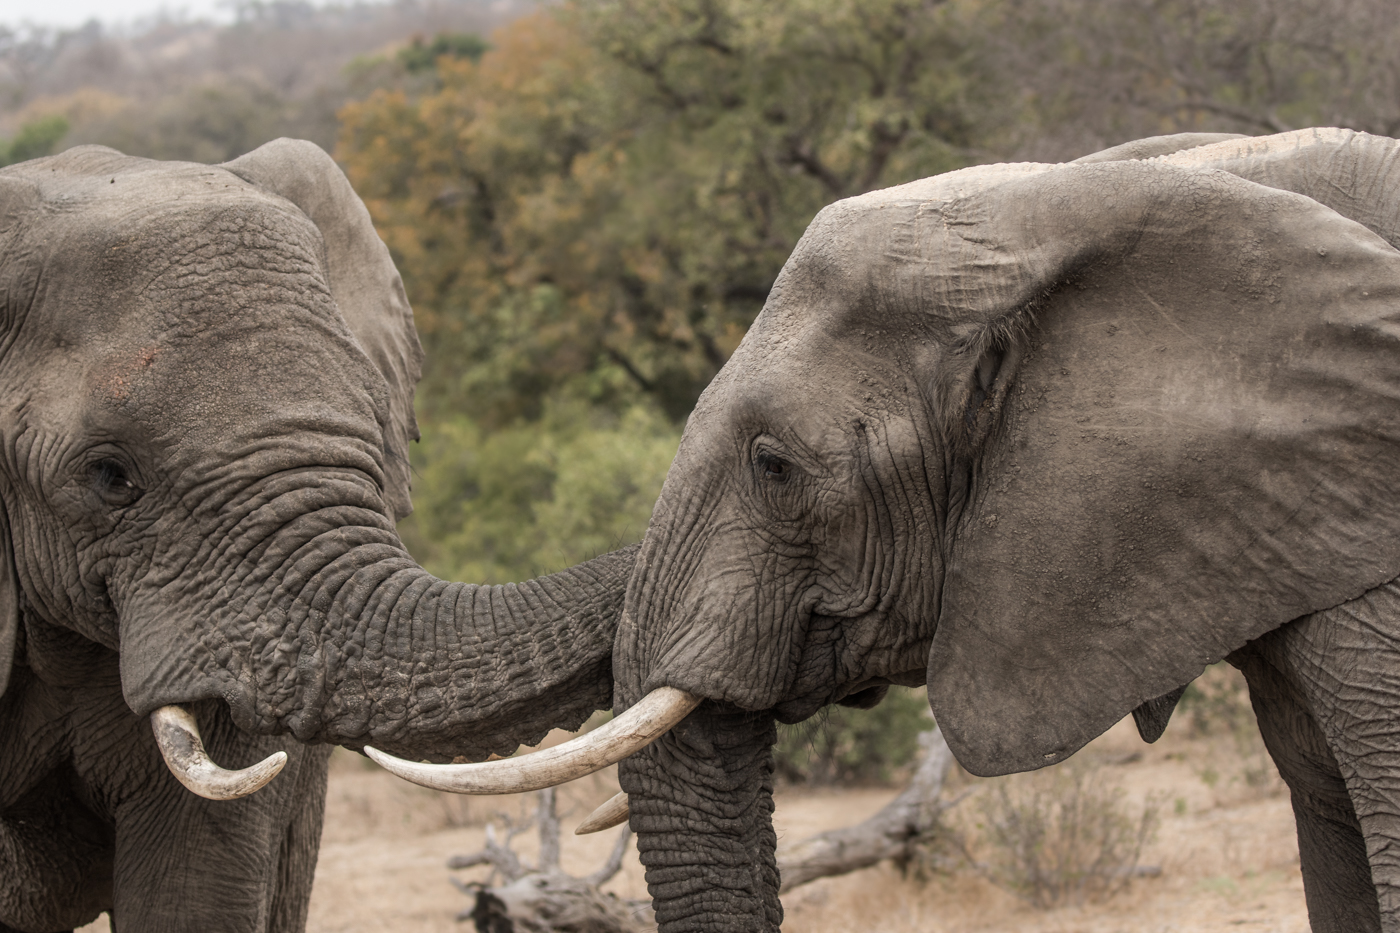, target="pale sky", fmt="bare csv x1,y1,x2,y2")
1,0,365,31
